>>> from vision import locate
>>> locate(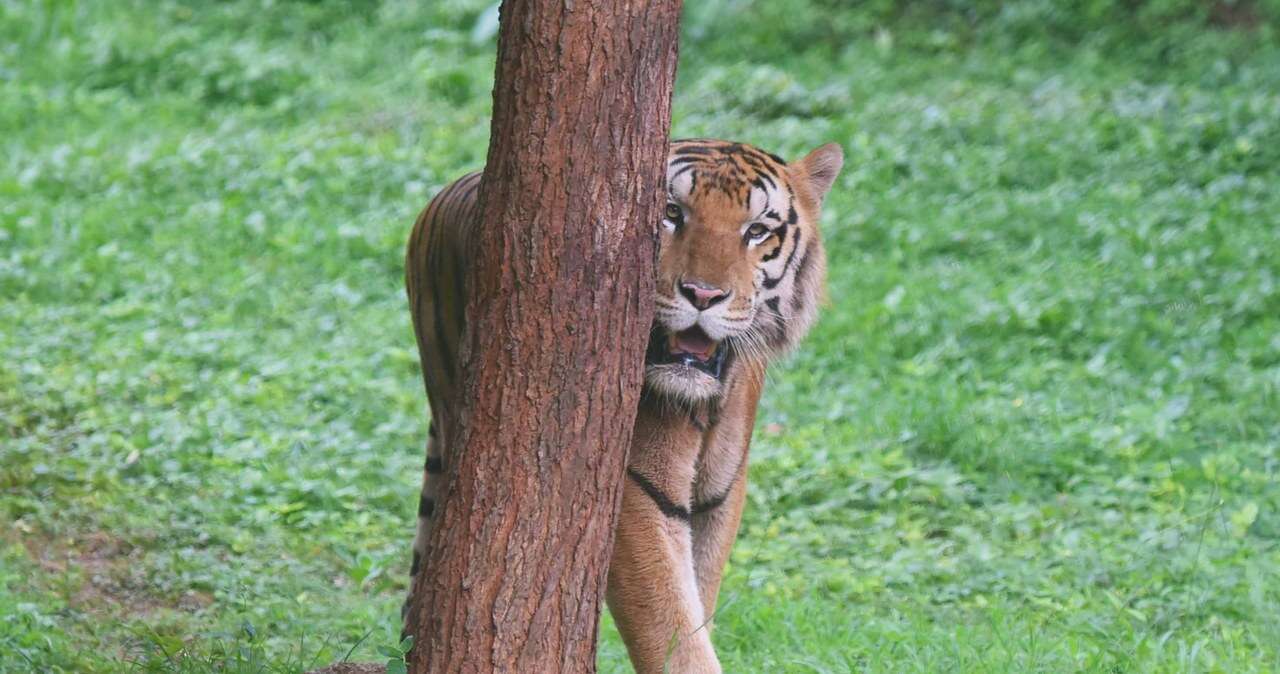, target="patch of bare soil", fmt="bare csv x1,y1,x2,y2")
18,529,212,616
307,663,387,674
1209,0,1263,29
